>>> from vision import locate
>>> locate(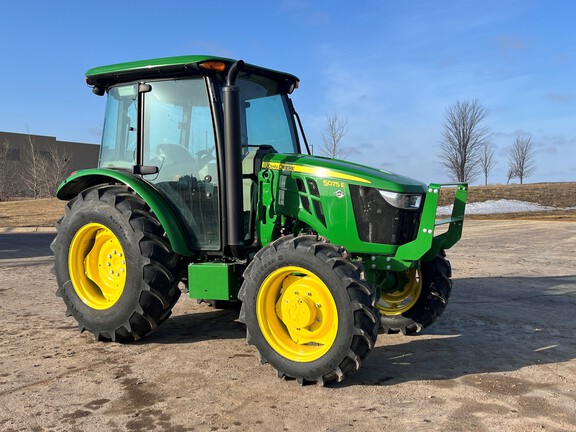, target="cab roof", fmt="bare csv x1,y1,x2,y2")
85,55,299,90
